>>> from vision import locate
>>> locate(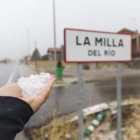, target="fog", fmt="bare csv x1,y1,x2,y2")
0,0,139,60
